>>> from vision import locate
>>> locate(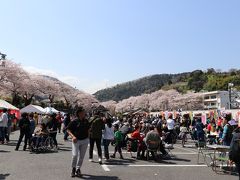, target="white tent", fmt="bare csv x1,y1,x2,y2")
44,107,59,114
0,99,19,110
20,105,45,114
